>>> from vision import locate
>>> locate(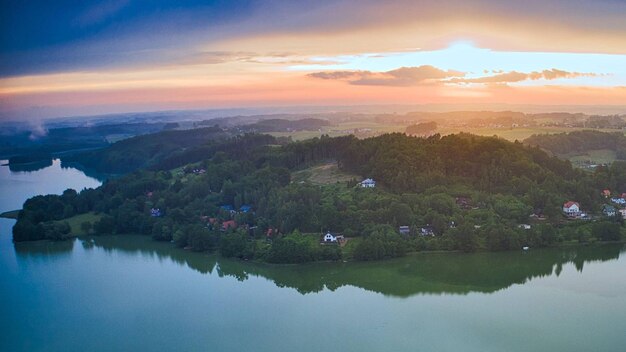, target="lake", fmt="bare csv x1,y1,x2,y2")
1,160,626,352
